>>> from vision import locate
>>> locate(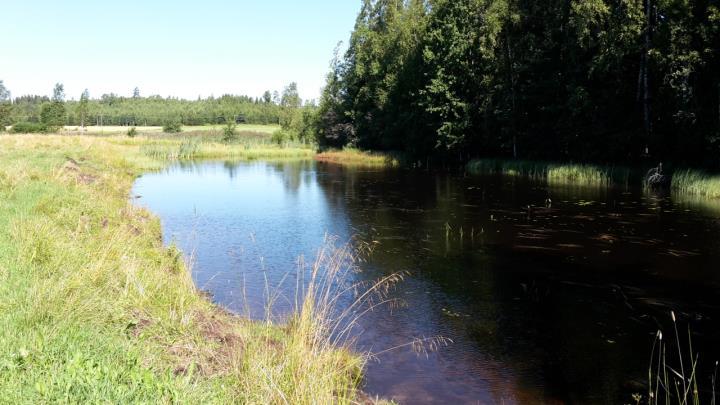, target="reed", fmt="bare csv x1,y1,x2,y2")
671,169,720,199
315,148,400,168
135,138,314,161
467,159,630,187
645,312,714,405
